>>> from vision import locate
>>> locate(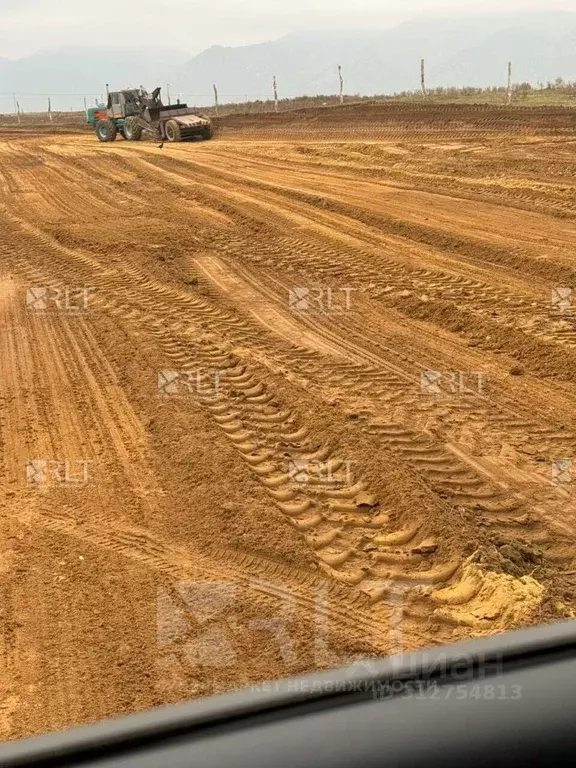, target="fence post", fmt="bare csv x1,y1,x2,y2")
420,59,426,97
213,84,219,115
273,75,279,112
338,65,344,104
13,93,21,123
